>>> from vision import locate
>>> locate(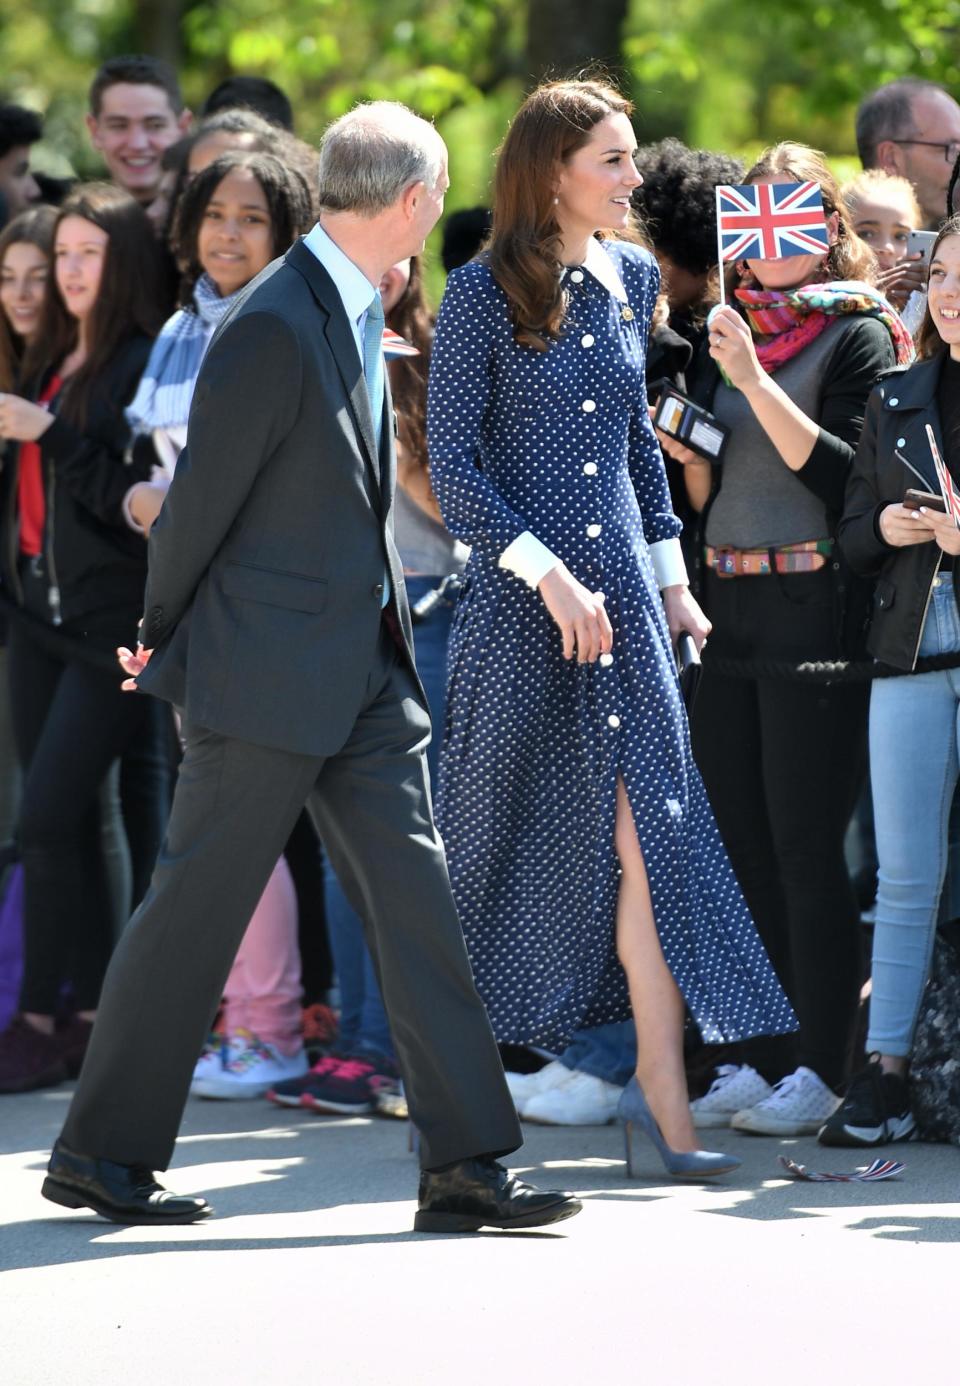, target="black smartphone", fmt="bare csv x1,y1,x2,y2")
903,487,946,513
